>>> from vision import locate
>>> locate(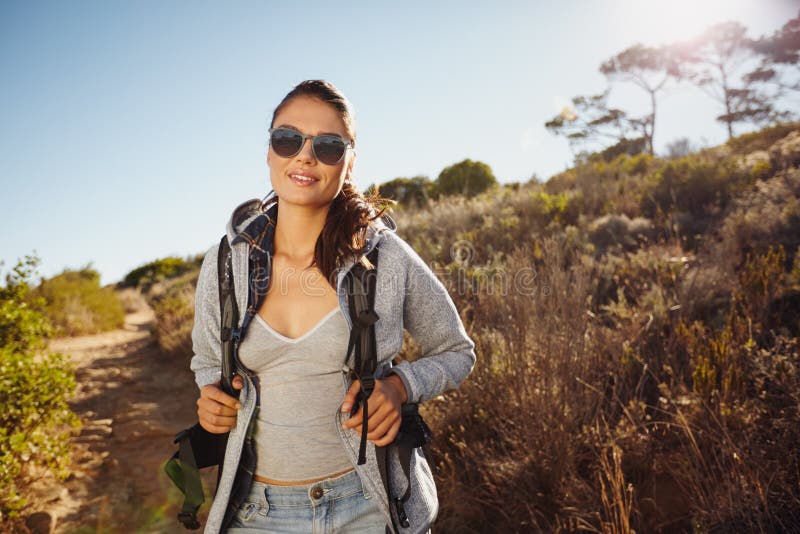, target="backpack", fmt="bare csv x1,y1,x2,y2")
165,234,432,531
